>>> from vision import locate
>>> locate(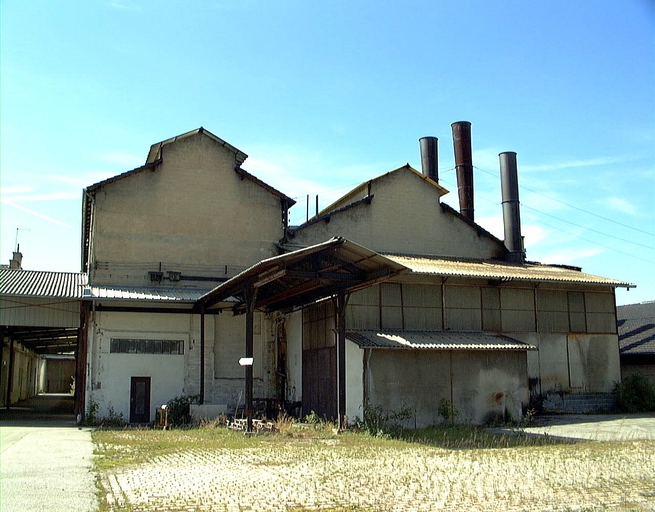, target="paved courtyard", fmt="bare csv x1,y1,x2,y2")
0,395,96,512
99,416,655,512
